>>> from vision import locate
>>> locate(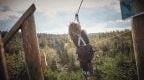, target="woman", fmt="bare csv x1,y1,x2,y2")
69,22,94,78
